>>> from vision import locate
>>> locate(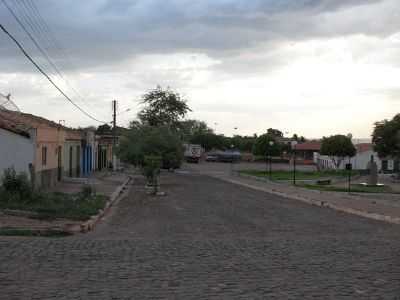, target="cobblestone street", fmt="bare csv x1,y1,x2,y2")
1,172,400,299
